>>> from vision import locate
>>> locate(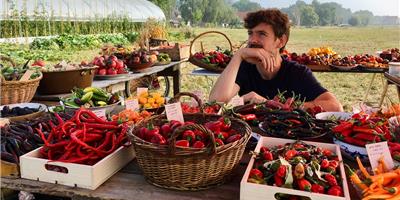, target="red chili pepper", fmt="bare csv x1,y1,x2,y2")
176,140,189,147
285,149,297,160
215,138,224,147
274,174,284,187
353,133,380,142
352,126,375,134
150,132,167,145
226,134,242,143
329,160,339,169
249,168,264,180
297,179,311,191
322,149,333,157
389,142,400,151
392,151,400,160
263,151,273,161
276,165,287,178
287,119,302,125
320,159,329,169
54,112,65,126
332,121,353,133
343,136,367,147
324,174,338,186
193,141,205,148
283,97,294,110
241,114,257,121
182,130,196,143
311,183,325,194
218,117,231,131
327,185,343,196
340,129,352,137
83,123,119,130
